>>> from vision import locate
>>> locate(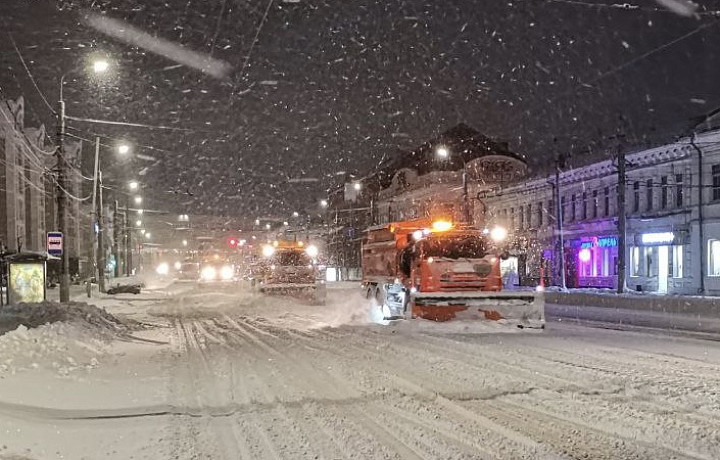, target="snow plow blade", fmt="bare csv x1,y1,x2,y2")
411,291,545,328
258,283,327,305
